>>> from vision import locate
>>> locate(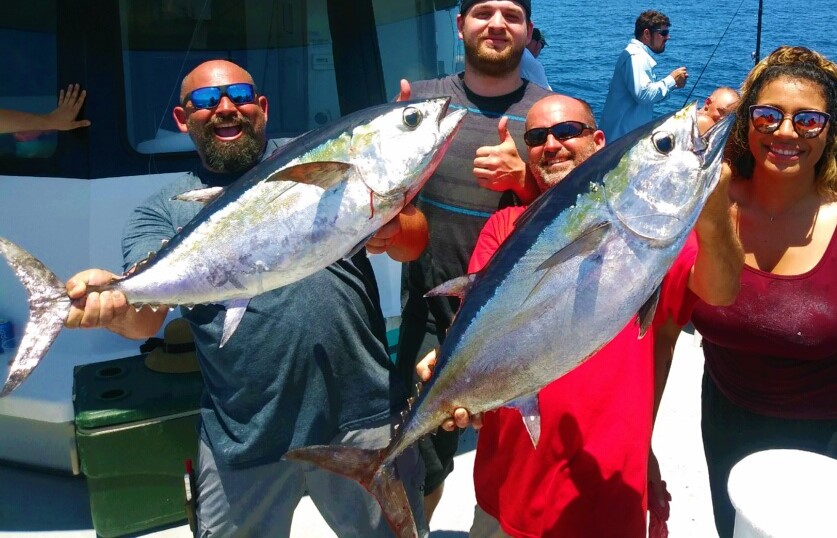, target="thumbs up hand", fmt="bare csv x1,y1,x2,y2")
473,116,527,196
